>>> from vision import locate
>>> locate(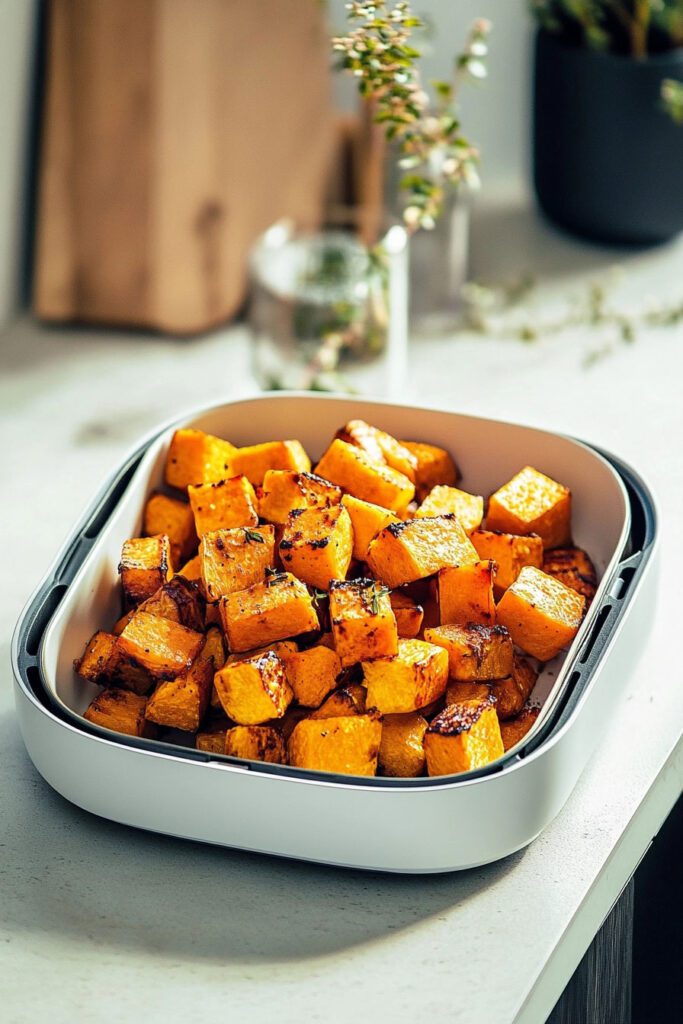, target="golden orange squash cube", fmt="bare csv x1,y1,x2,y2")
438,560,497,626
230,440,311,485
143,492,197,566
200,525,275,602
220,572,319,653
424,699,504,775
280,644,342,707
367,515,478,588
379,712,428,777
491,655,538,720
341,494,399,561
416,485,484,533
188,475,258,537
117,611,204,679
500,706,540,751
543,547,598,604
363,638,449,714
203,625,226,670
487,465,571,549
145,642,213,731
165,428,236,490
258,470,342,524
288,713,382,776
195,722,230,753
445,680,491,706
334,419,417,481
315,439,415,515
400,440,458,501
278,504,353,591
424,623,513,681
211,639,297,709
177,554,202,582
119,535,172,608
213,650,293,724
328,578,398,667
224,725,287,764
84,687,149,737
75,629,153,695
496,565,585,661
470,528,544,591
390,591,424,638
138,575,205,632
309,683,368,719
